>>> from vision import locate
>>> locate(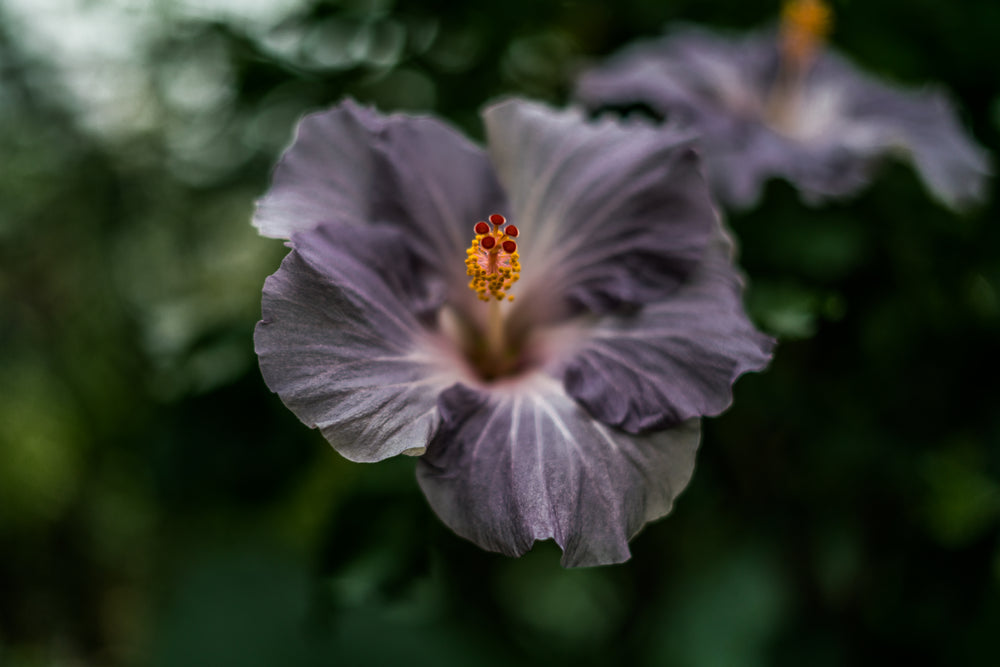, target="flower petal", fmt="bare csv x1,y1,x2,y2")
483,99,716,318
889,92,992,210
255,222,458,462
253,99,385,239
560,228,775,433
711,124,874,209
416,378,700,567
575,26,773,128
370,110,509,271
825,57,993,210
254,99,509,271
